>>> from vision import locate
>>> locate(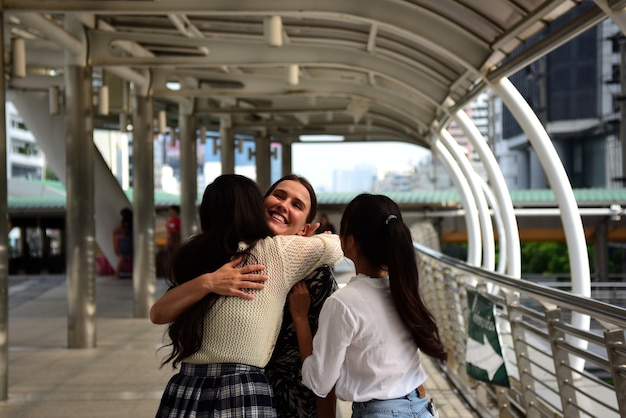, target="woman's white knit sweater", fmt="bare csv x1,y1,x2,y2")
184,233,343,367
